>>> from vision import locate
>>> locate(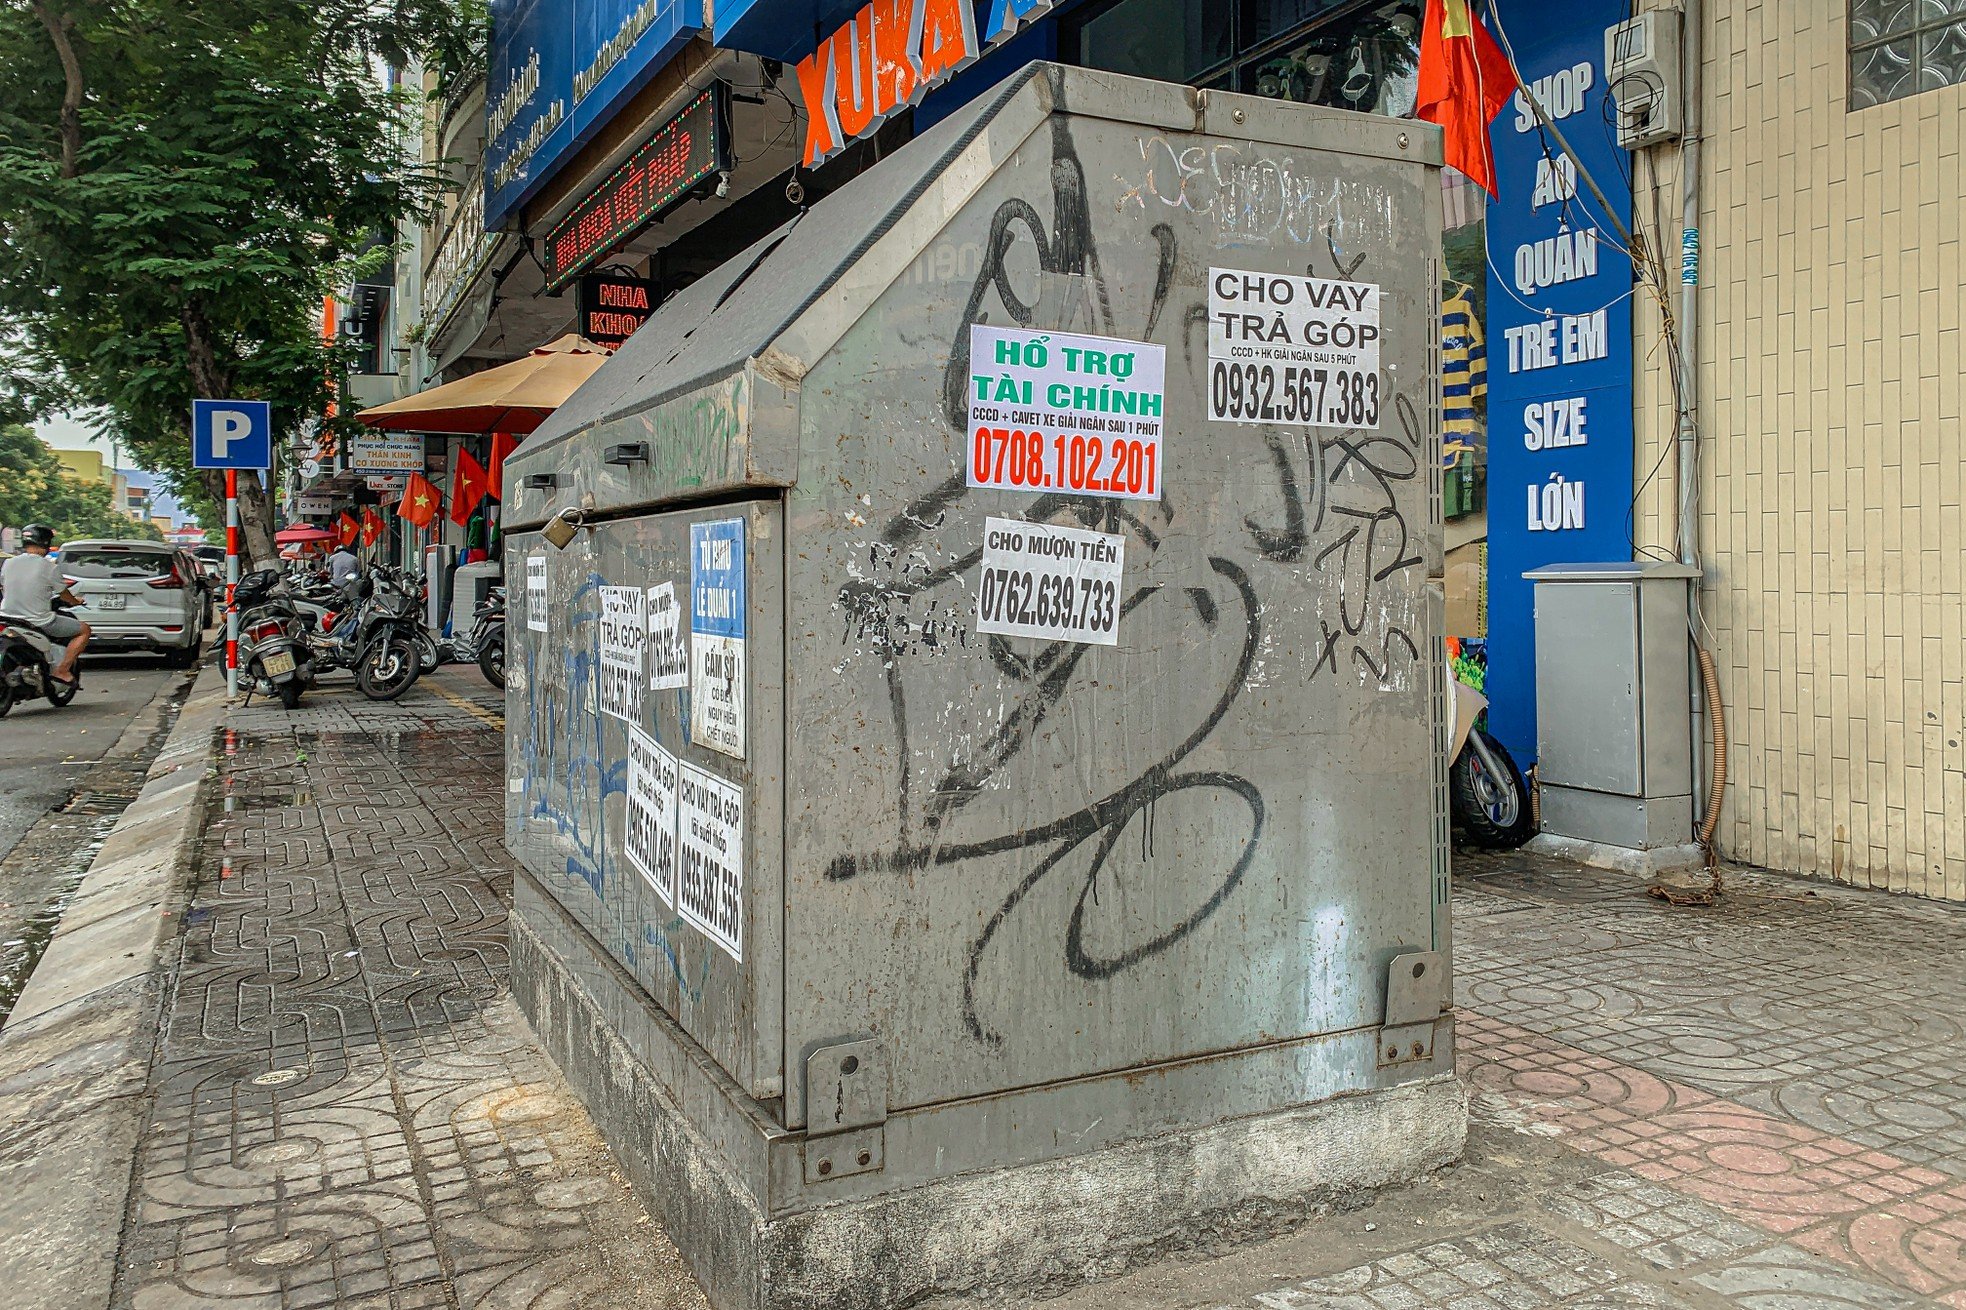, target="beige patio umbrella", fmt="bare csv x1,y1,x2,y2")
355,334,613,435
